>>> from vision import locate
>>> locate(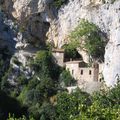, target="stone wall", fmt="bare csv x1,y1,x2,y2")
65,61,81,80
79,68,95,82
65,61,100,85
52,50,64,67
